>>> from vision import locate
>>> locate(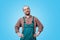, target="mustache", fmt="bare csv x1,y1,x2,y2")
25,13,30,15
26,11,30,12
